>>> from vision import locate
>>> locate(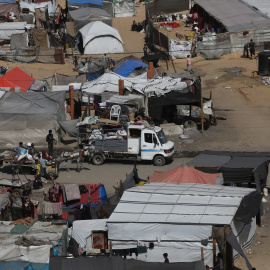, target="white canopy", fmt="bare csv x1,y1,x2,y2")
20,1,57,14
78,21,124,54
